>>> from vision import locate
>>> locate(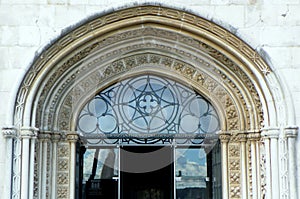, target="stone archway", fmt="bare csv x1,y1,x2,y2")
2,5,297,199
